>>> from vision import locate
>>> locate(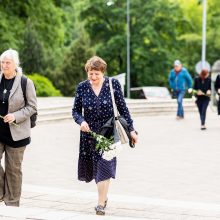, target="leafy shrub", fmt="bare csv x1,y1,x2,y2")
27,73,62,97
